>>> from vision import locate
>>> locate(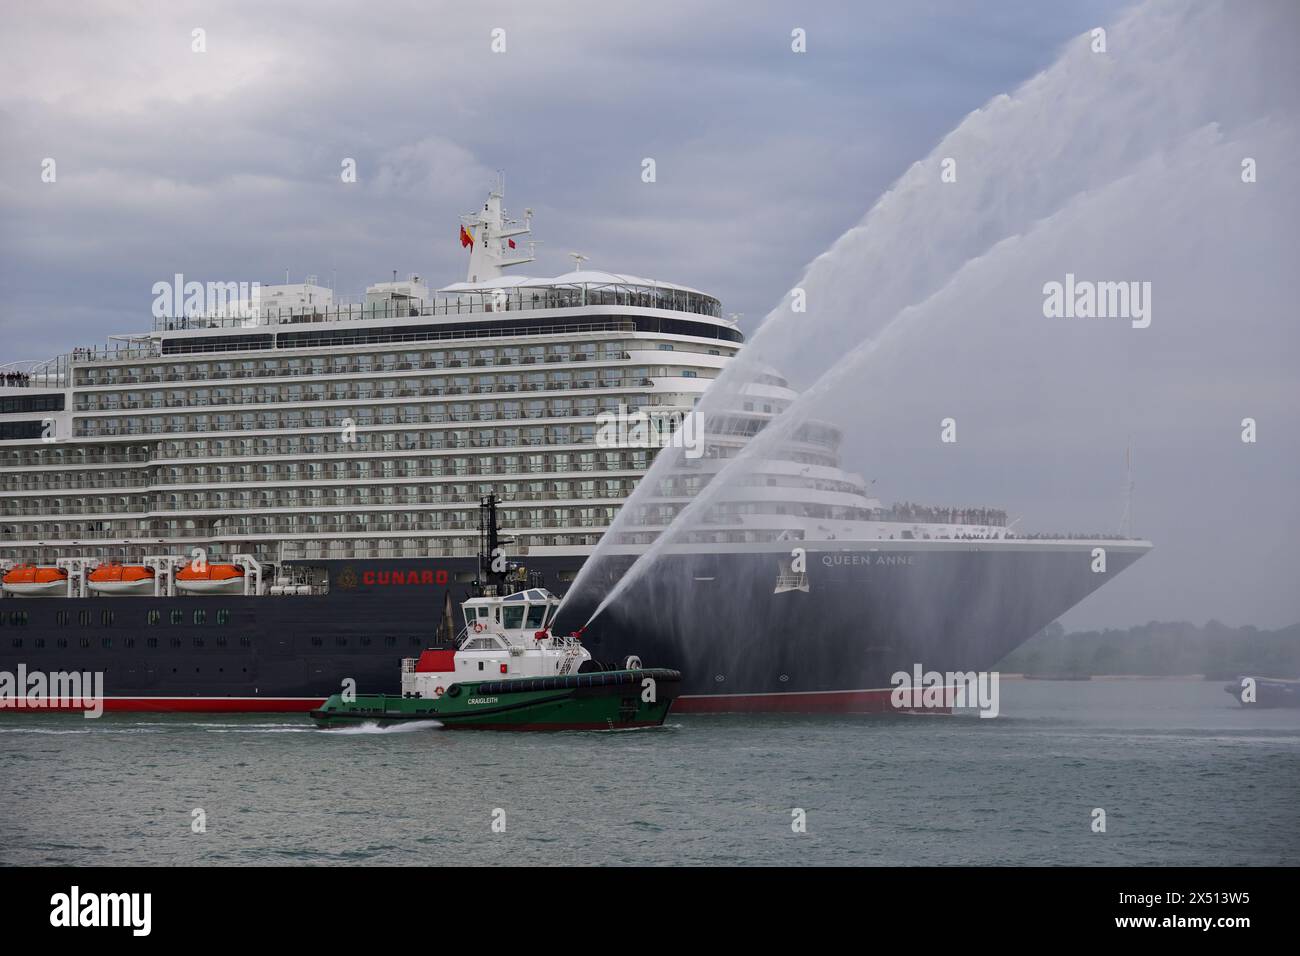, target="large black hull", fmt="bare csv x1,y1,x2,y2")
0,541,1148,712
